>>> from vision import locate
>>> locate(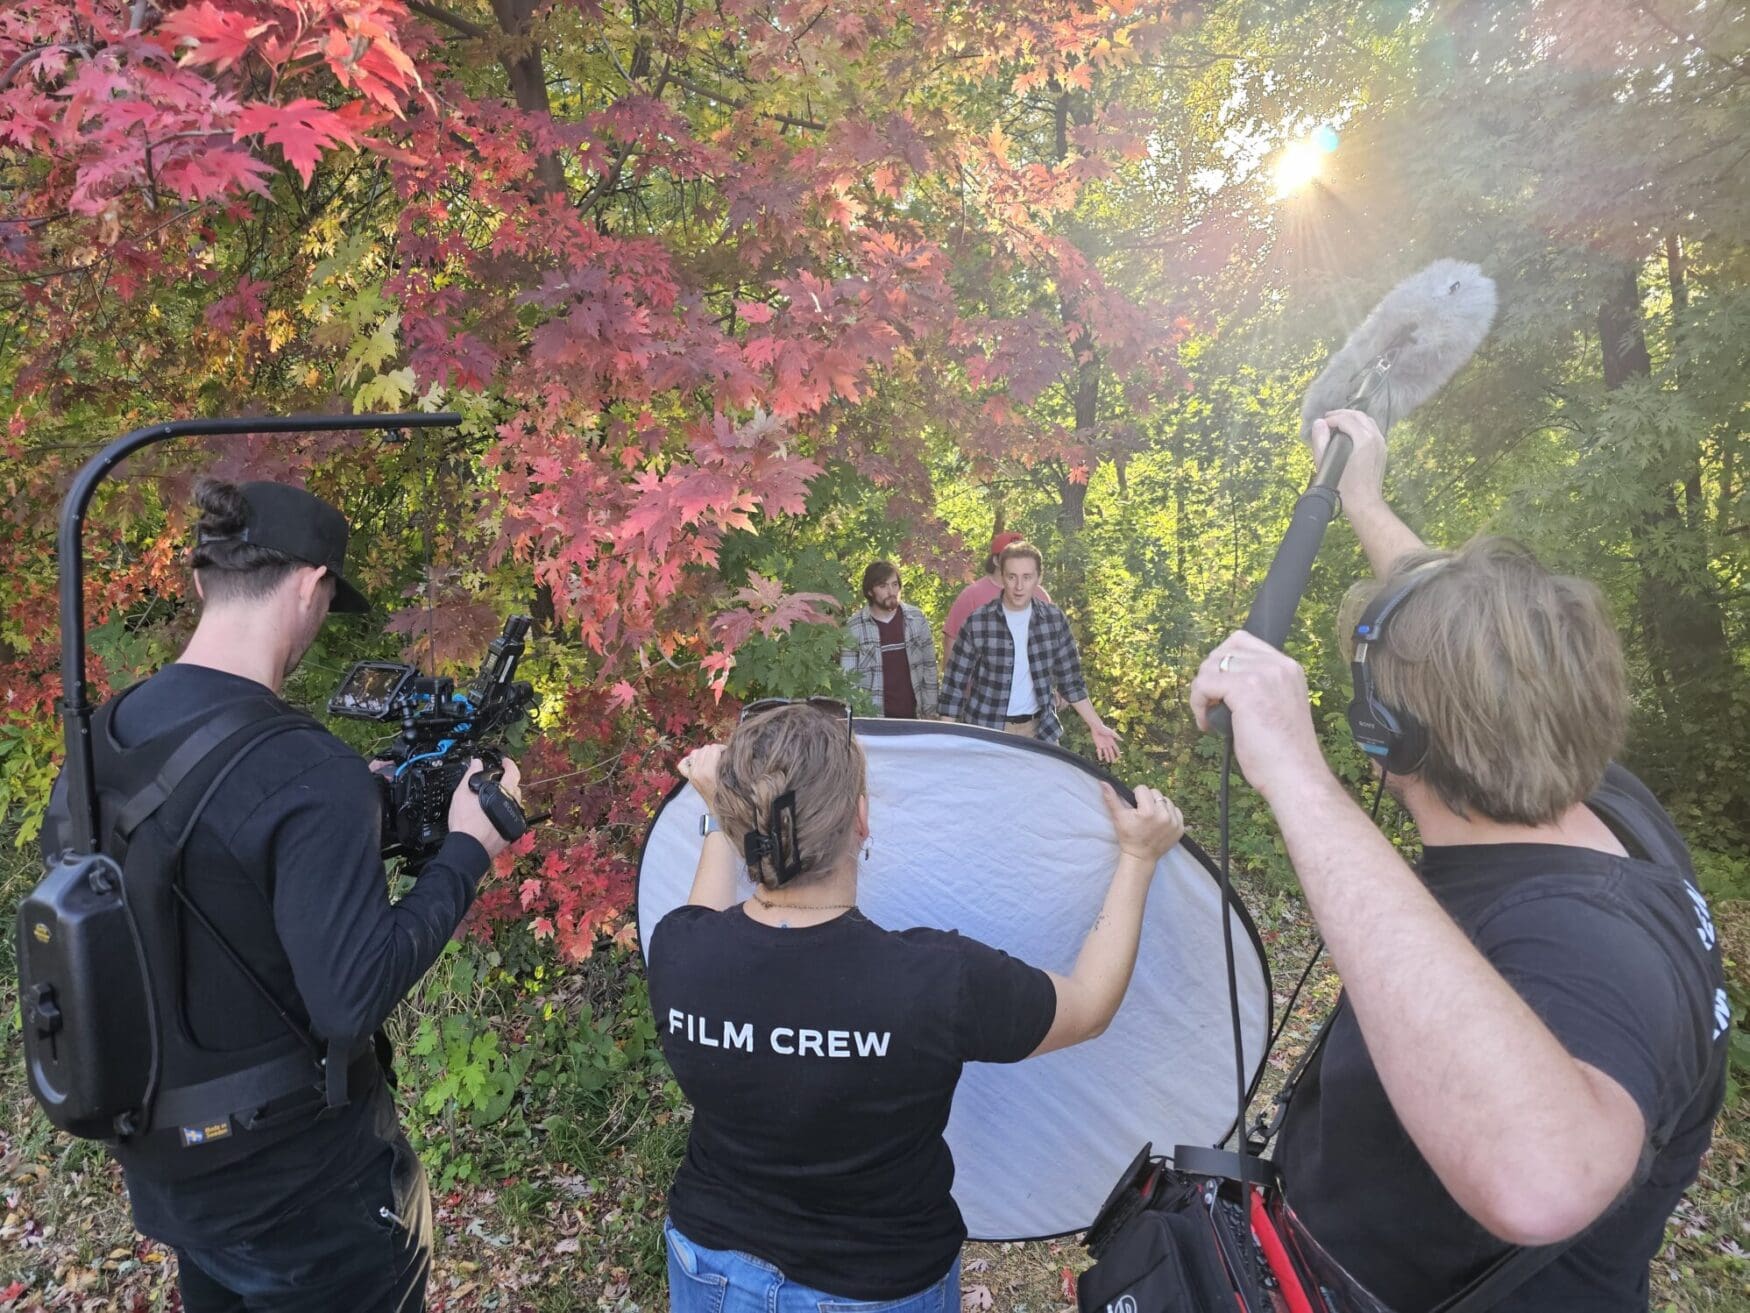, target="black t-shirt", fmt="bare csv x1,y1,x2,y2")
41,663,490,1246
1277,767,1728,1311
646,904,1057,1300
